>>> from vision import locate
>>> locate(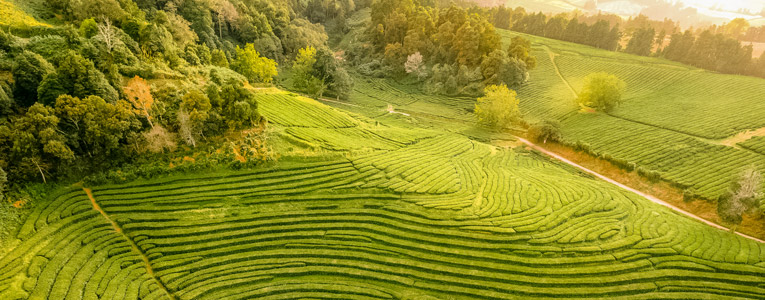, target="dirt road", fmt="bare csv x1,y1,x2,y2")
517,137,765,244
